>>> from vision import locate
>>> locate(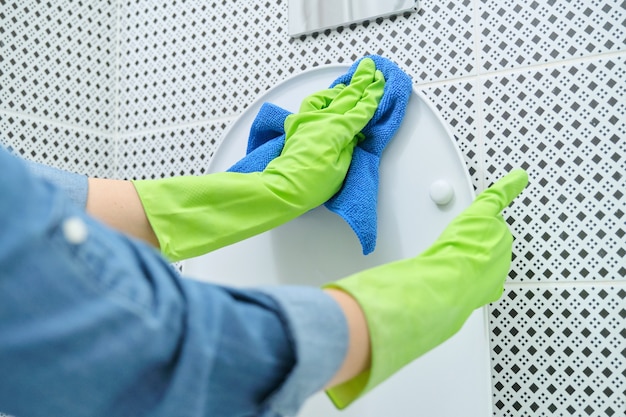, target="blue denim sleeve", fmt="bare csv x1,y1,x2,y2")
254,286,349,416
20,156,88,208
0,146,348,417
